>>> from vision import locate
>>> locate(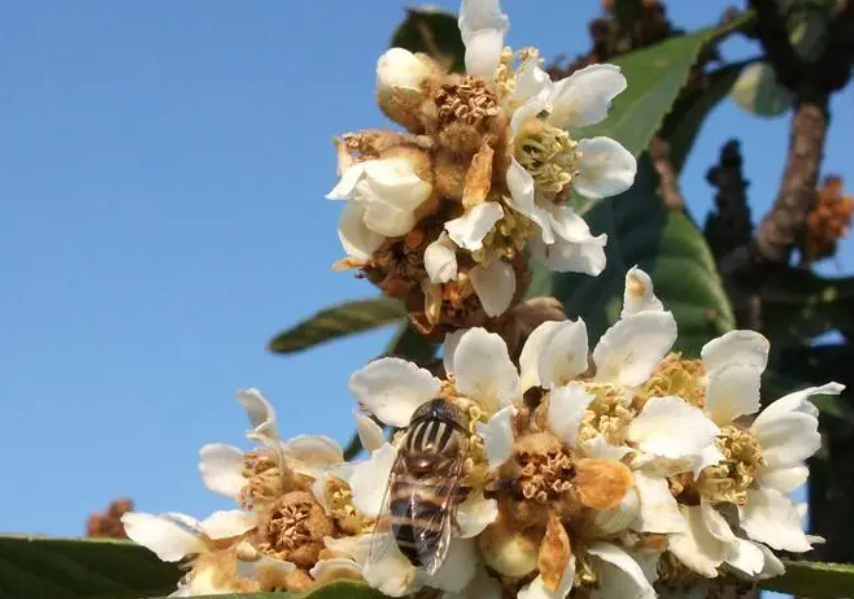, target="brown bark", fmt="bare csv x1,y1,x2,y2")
649,137,685,210
755,100,829,265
